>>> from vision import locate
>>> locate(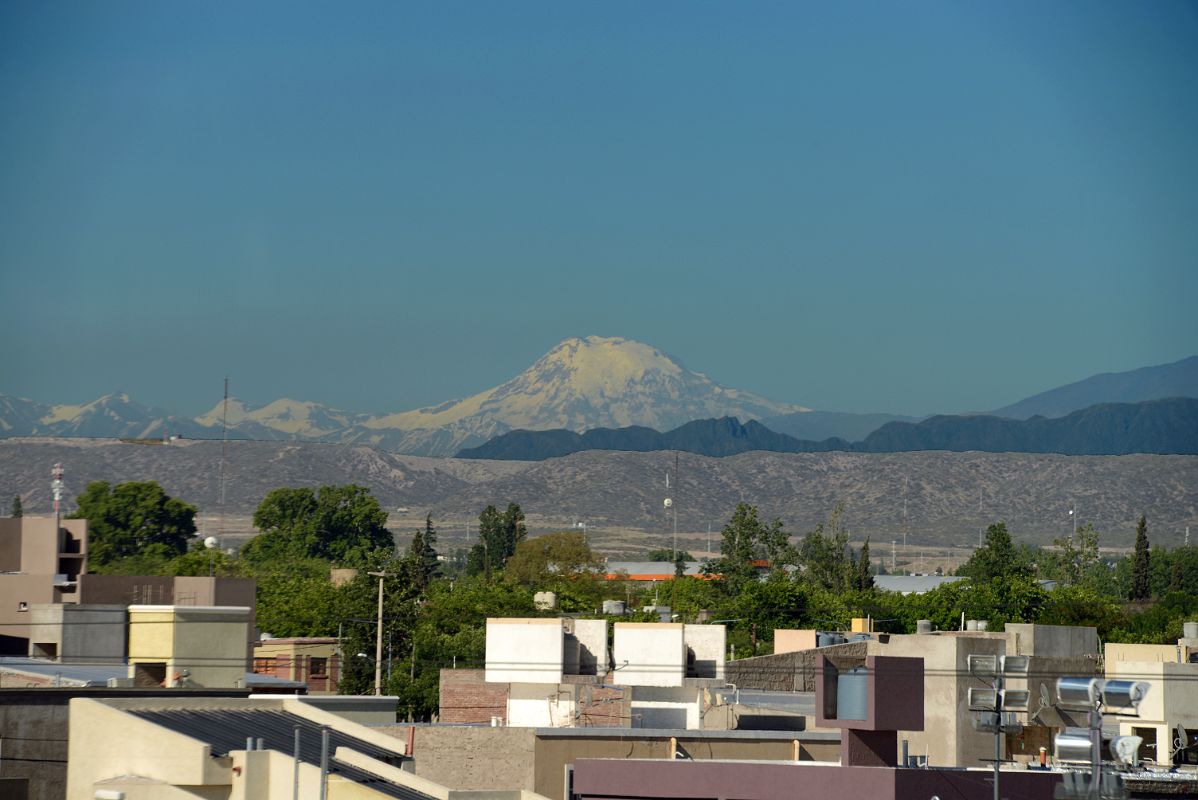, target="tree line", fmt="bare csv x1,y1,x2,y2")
60,479,1198,720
